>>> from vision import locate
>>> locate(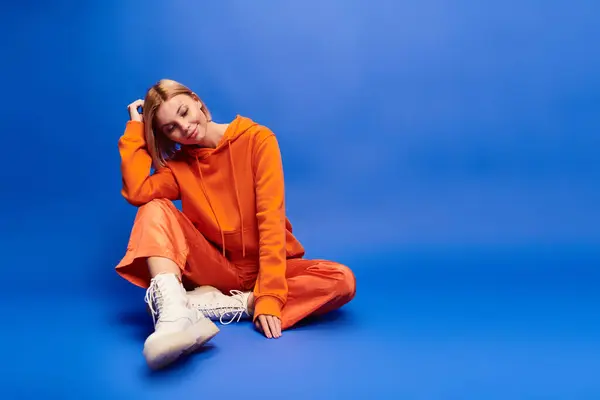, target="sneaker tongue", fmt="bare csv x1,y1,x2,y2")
153,274,187,309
